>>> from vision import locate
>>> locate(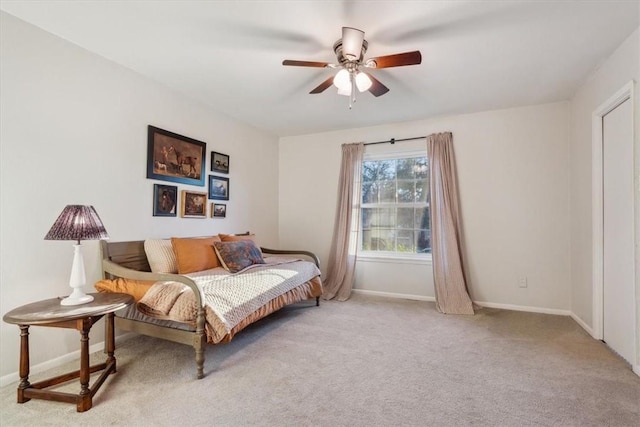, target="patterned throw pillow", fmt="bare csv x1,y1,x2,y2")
144,239,178,273
219,233,258,244
213,240,265,273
